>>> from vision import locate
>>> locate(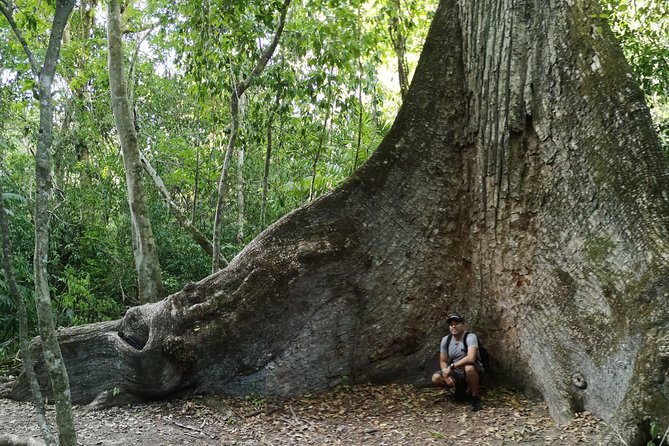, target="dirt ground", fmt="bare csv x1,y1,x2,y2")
0,384,610,445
